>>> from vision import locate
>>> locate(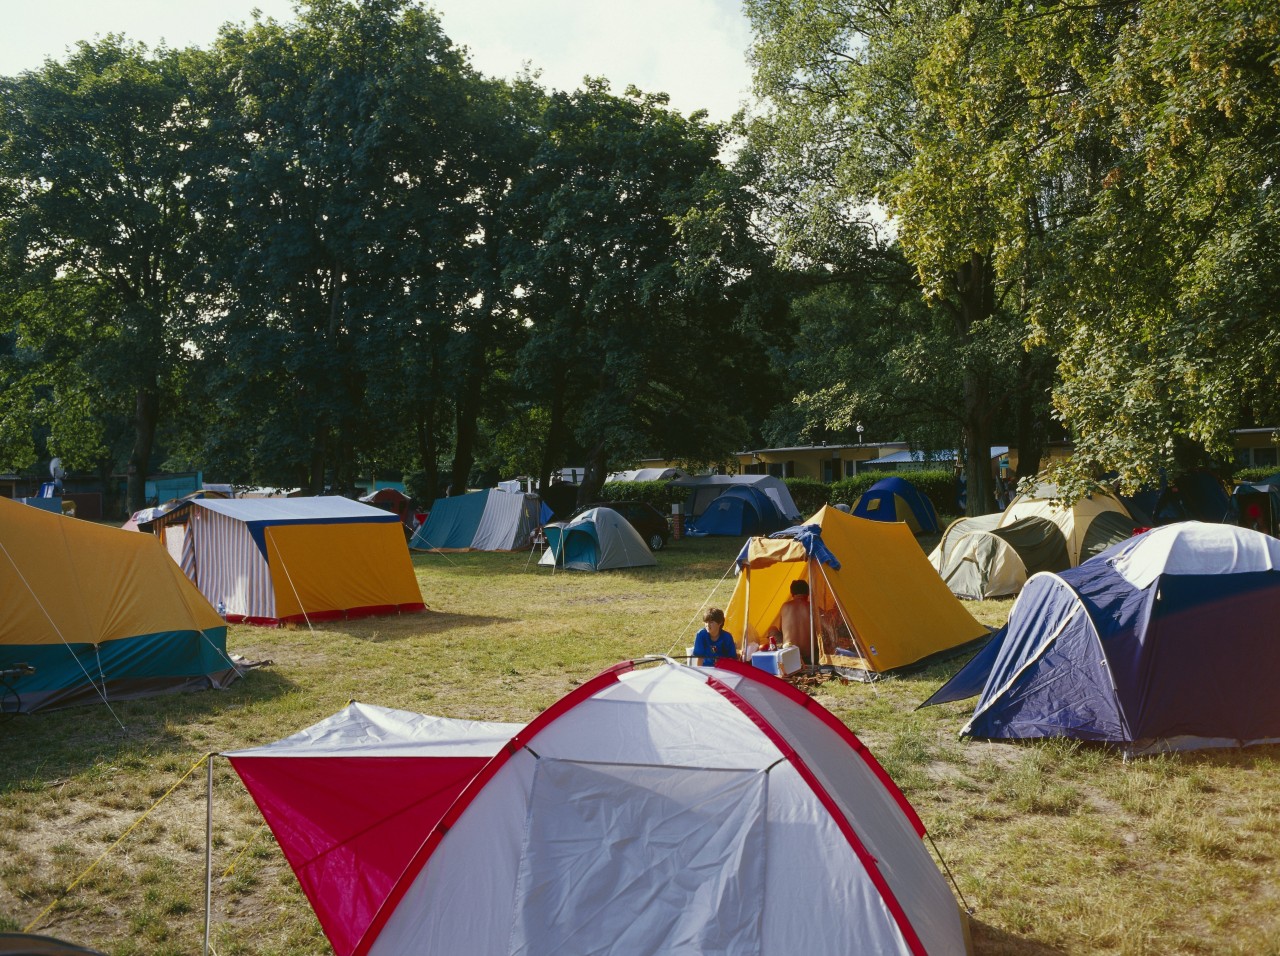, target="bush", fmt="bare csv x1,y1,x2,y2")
784,477,830,516
1232,467,1280,485
828,474,883,507
598,480,688,512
